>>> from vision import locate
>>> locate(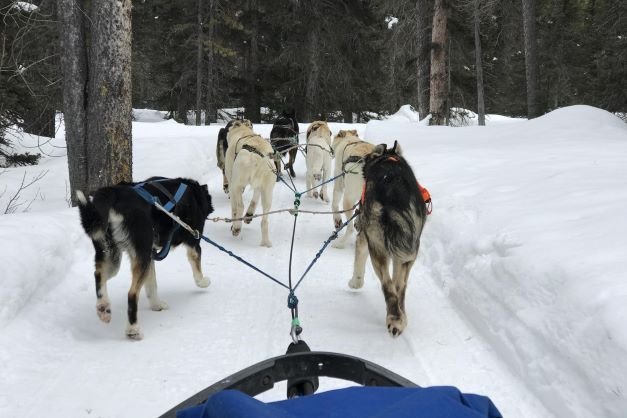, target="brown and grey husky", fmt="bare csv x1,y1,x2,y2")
349,141,428,337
